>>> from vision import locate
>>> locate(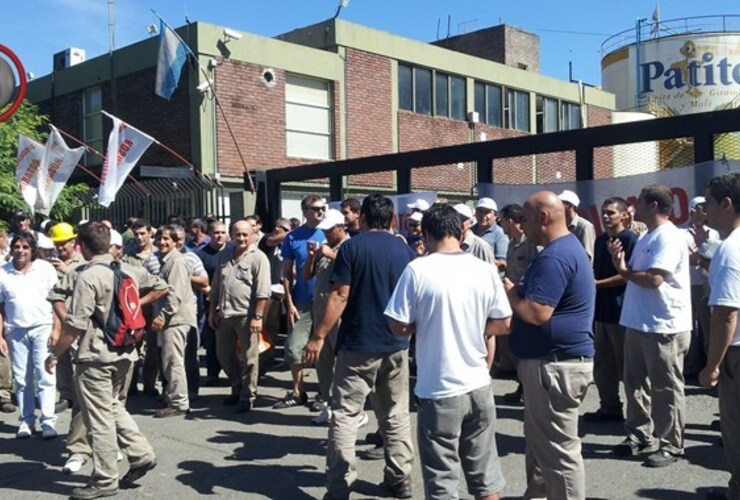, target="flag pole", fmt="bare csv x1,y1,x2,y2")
53,126,154,196
152,10,255,192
